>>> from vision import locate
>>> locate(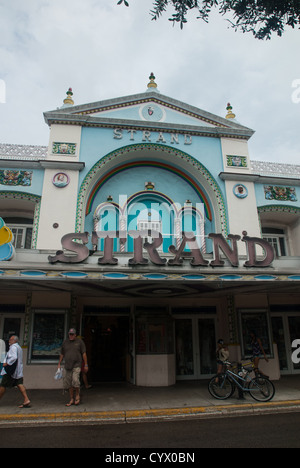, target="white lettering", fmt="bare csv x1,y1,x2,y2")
128,129,137,140
142,130,151,142
156,131,166,143
113,128,123,139
105,452,140,465
184,134,192,145
292,79,300,104
170,133,179,144
149,453,195,463
112,129,193,145
292,339,300,364
0,79,6,104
